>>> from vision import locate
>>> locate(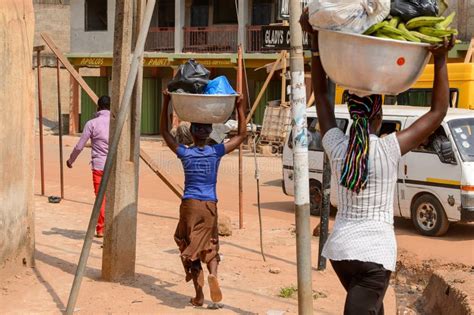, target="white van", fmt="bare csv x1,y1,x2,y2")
282,105,474,236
